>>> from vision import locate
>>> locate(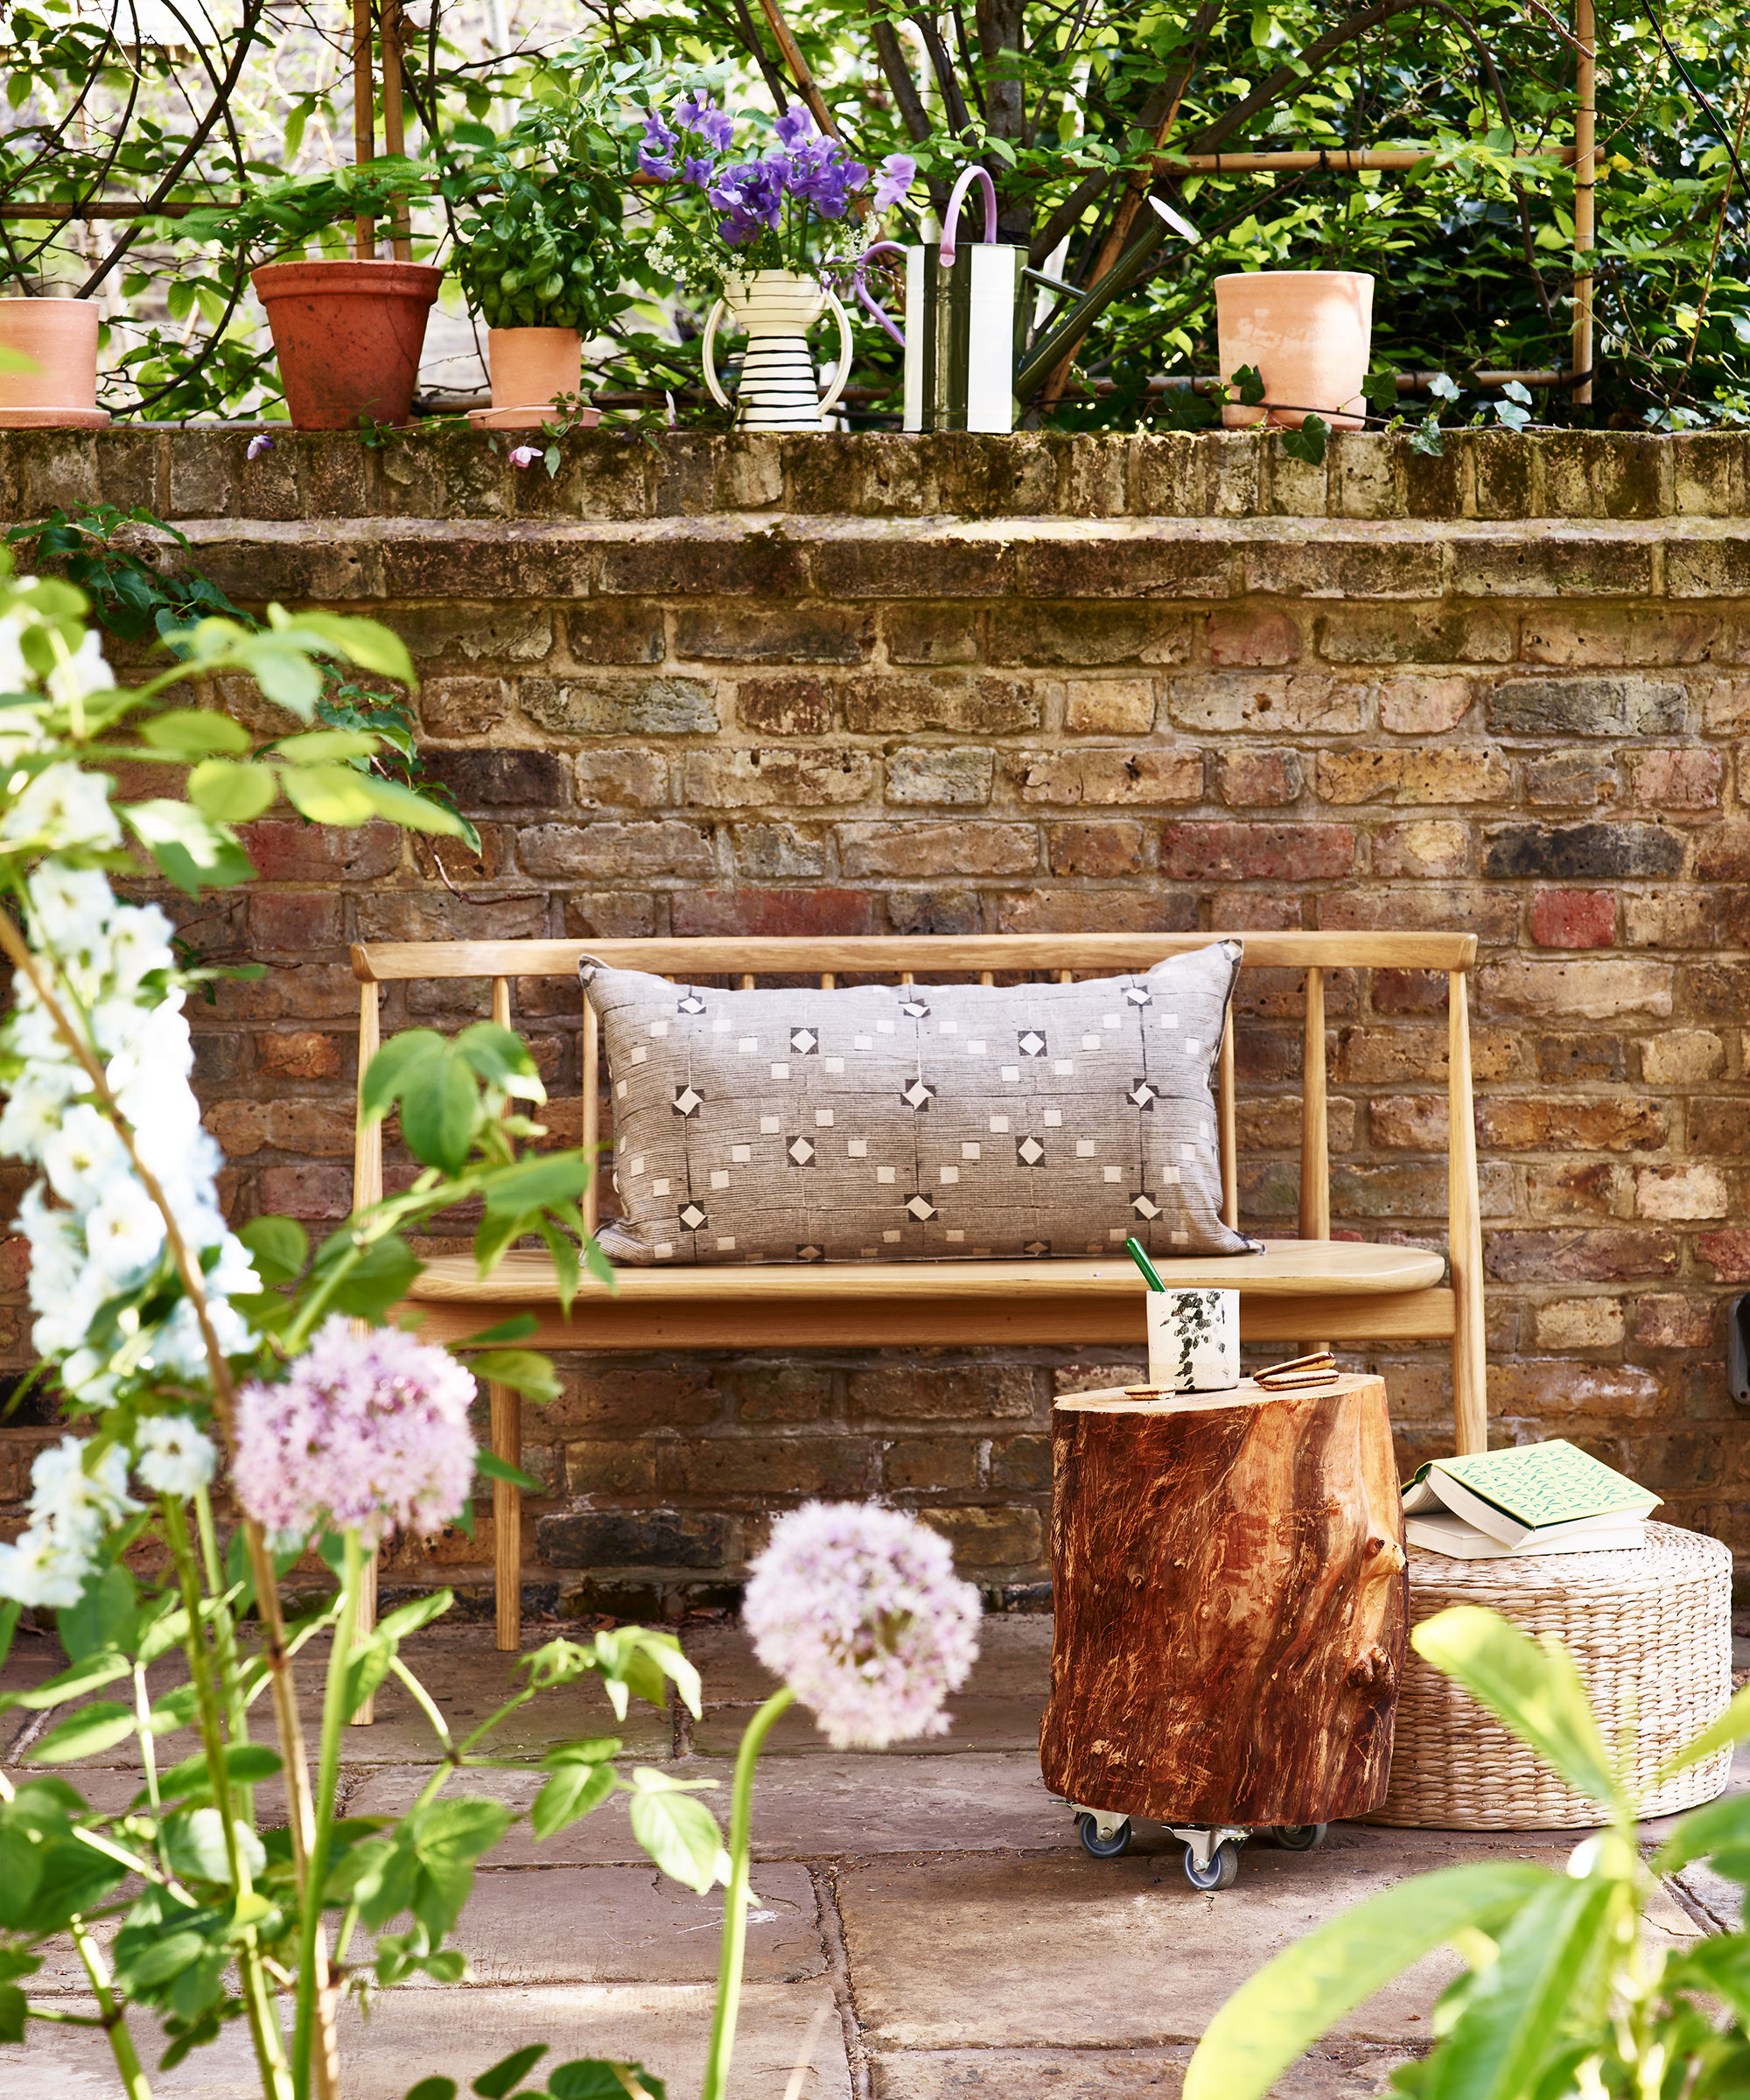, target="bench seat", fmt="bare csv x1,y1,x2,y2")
405,1242,1449,1351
